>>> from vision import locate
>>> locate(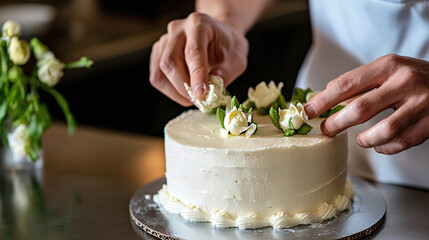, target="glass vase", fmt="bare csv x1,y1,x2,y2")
0,145,43,172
